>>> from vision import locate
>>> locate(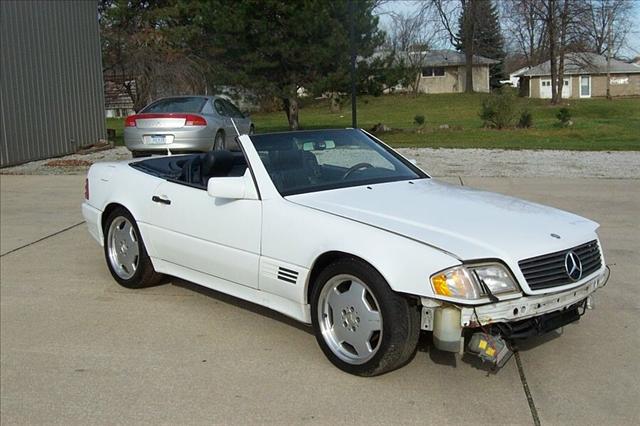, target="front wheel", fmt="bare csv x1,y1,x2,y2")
311,258,420,376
